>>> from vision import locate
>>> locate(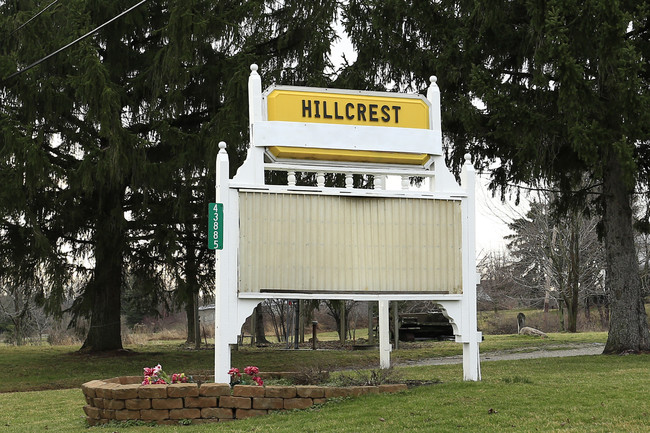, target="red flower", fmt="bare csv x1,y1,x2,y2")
244,366,259,376
252,376,264,386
